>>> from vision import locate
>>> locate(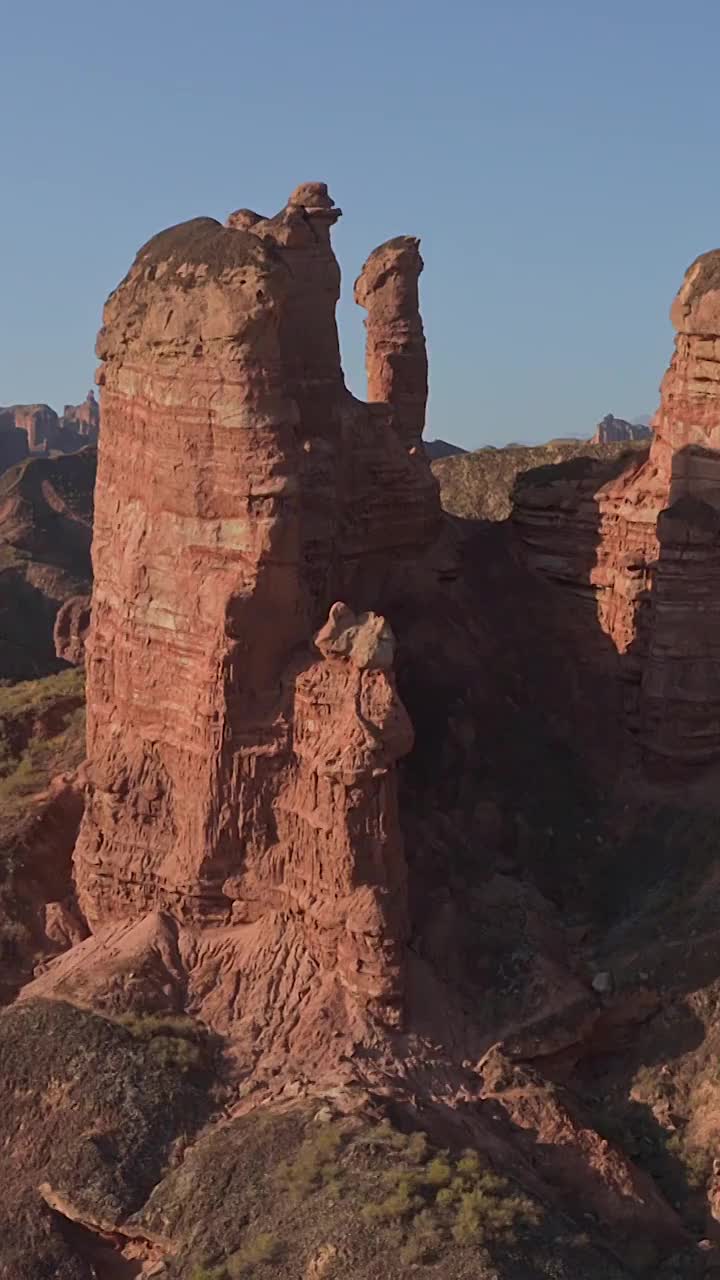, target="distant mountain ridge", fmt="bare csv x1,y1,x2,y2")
424,438,467,459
